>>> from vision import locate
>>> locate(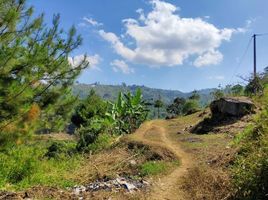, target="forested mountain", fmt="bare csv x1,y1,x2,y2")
72,83,215,106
